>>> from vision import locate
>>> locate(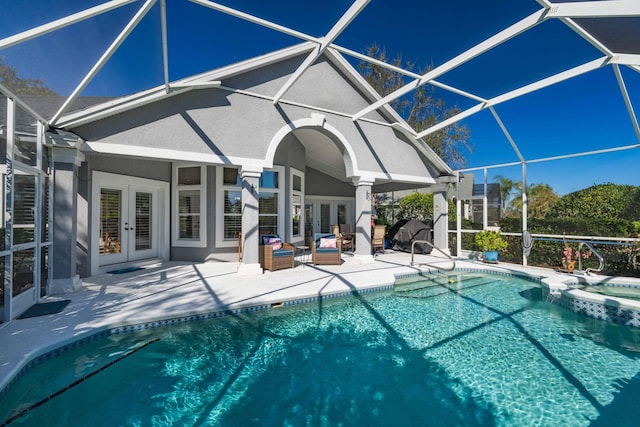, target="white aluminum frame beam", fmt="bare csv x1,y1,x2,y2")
457,143,640,174
0,0,136,51
415,56,609,139
188,1,483,106
352,9,548,121
546,0,640,18
272,0,370,104
189,0,319,43
489,106,525,163
161,0,170,92
50,0,157,125
611,55,640,67
612,64,640,142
